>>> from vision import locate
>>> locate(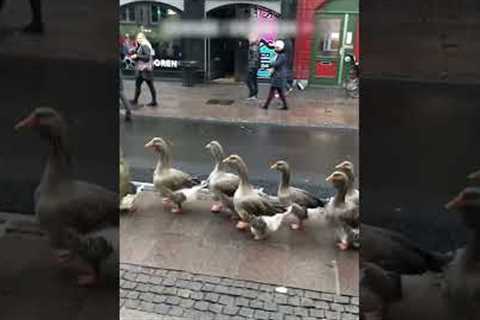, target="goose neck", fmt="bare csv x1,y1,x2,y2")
279,169,290,191
156,150,171,171
334,185,347,205
43,134,73,186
